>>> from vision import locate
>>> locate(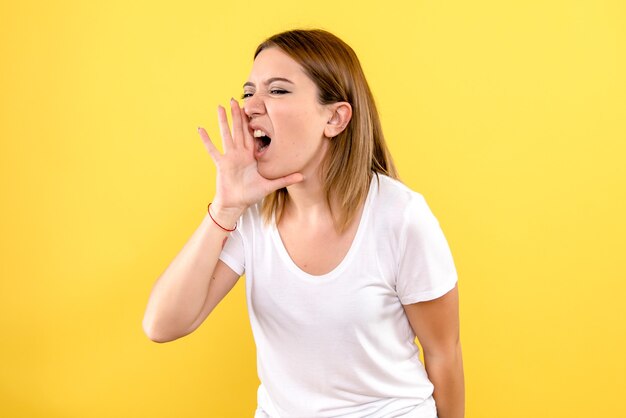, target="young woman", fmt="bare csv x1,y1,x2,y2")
143,29,464,418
